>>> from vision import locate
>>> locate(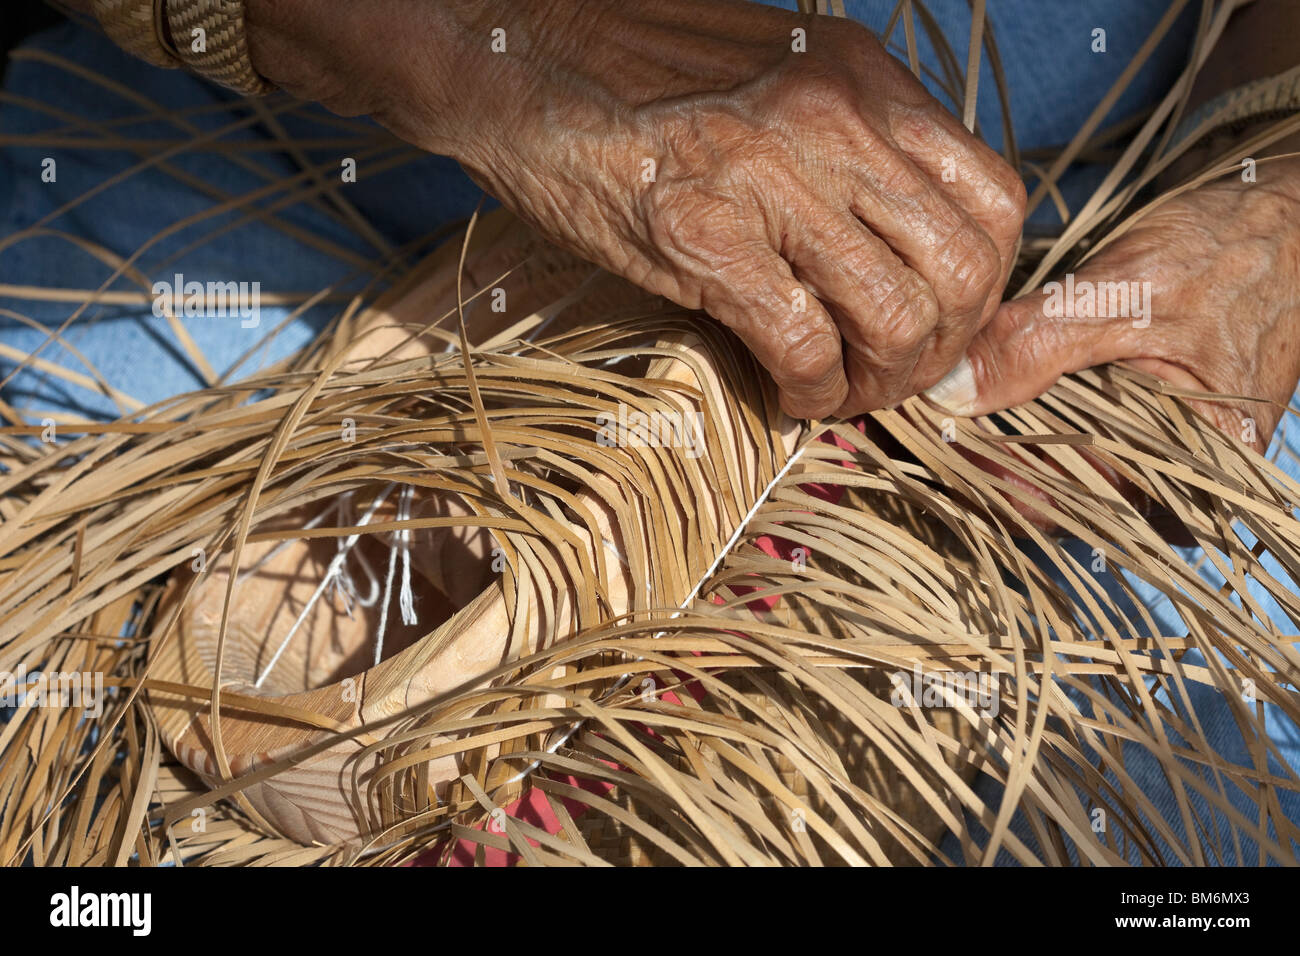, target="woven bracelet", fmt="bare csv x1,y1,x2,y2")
93,0,276,96
1171,63,1300,153
92,0,179,70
